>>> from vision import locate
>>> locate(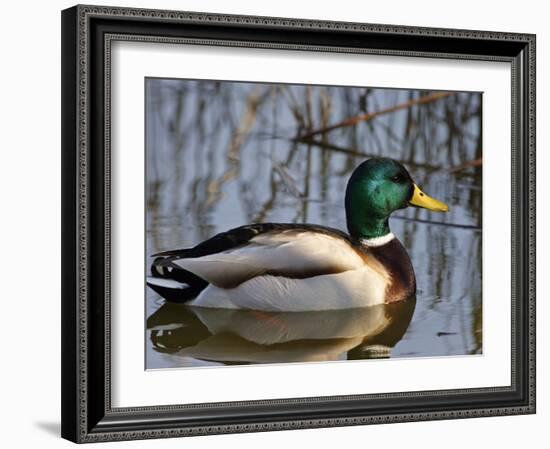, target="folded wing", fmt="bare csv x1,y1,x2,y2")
172,229,366,289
